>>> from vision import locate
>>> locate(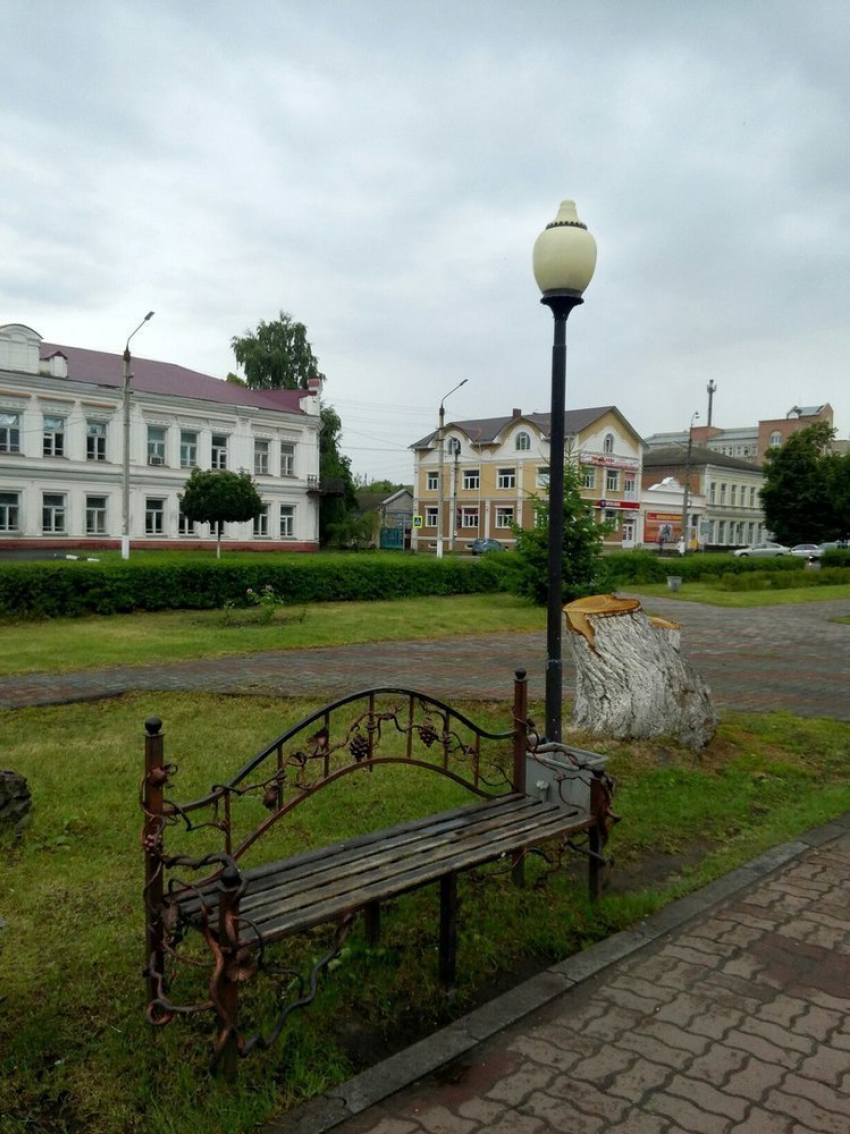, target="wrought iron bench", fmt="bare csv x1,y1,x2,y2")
141,669,617,1079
